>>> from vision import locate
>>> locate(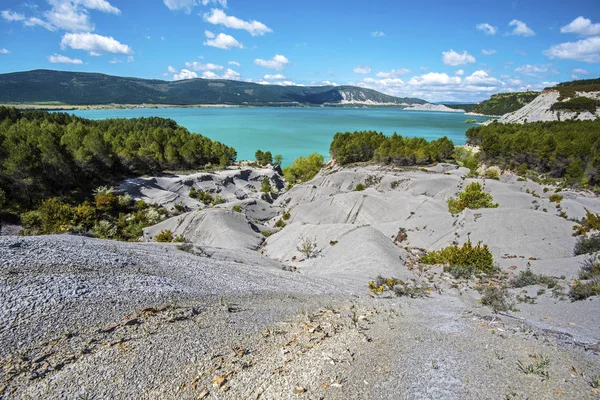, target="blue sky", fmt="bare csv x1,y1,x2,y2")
0,0,599,102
